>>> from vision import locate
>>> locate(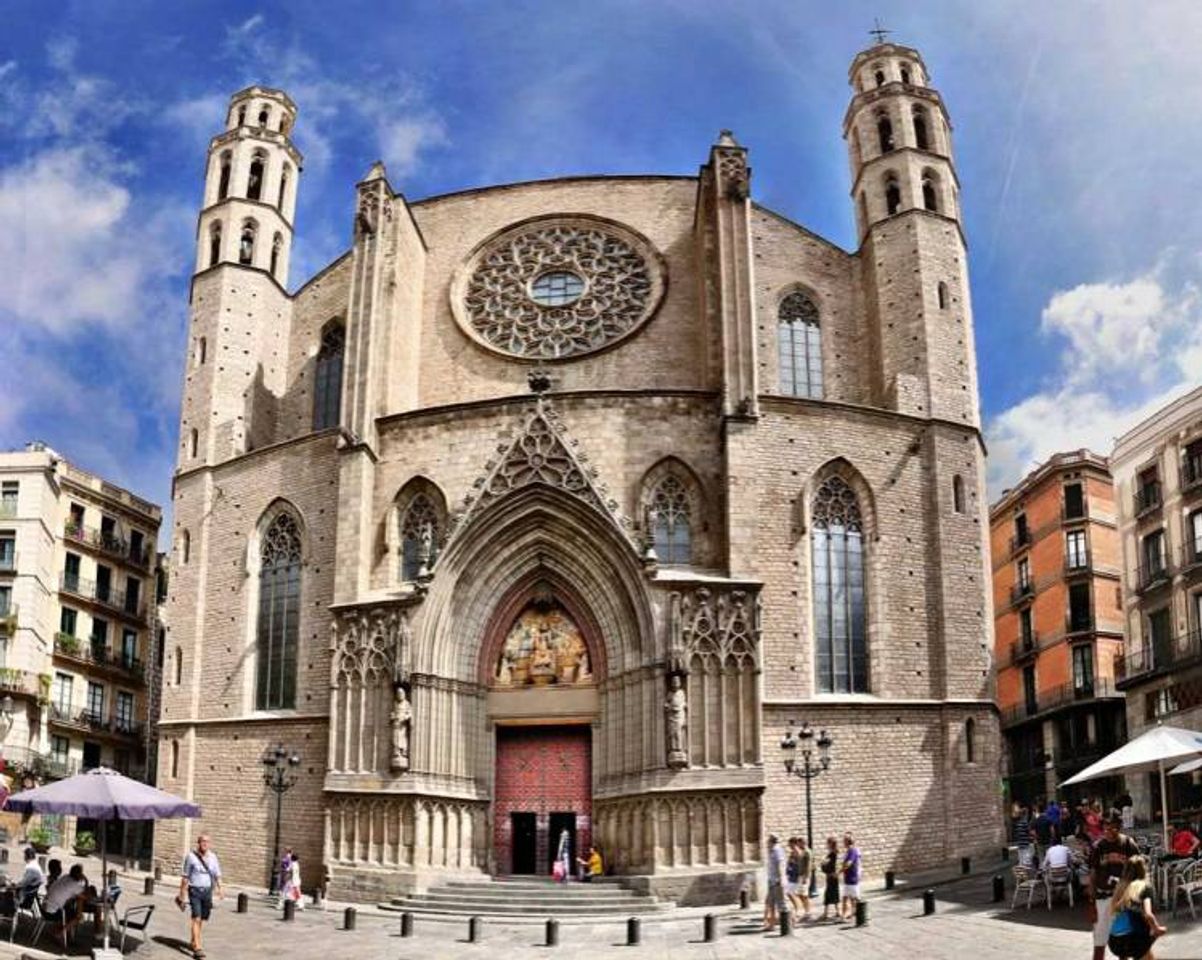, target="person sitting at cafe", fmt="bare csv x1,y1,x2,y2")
45,858,62,889
43,864,88,936
17,847,43,899
1170,825,1201,858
